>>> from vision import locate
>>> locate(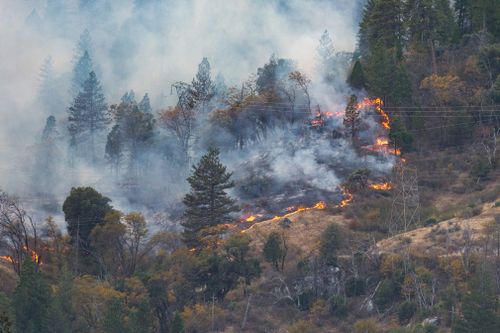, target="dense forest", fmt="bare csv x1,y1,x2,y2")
0,0,500,332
